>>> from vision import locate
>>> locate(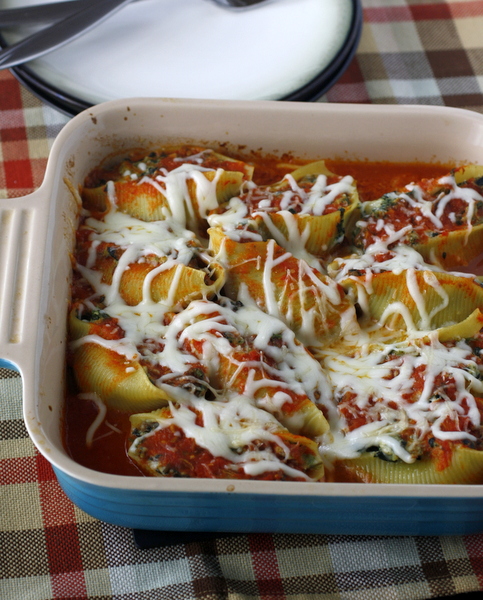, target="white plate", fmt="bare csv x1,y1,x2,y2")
1,0,358,110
